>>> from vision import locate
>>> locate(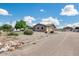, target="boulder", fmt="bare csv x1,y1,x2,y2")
0,40,24,53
